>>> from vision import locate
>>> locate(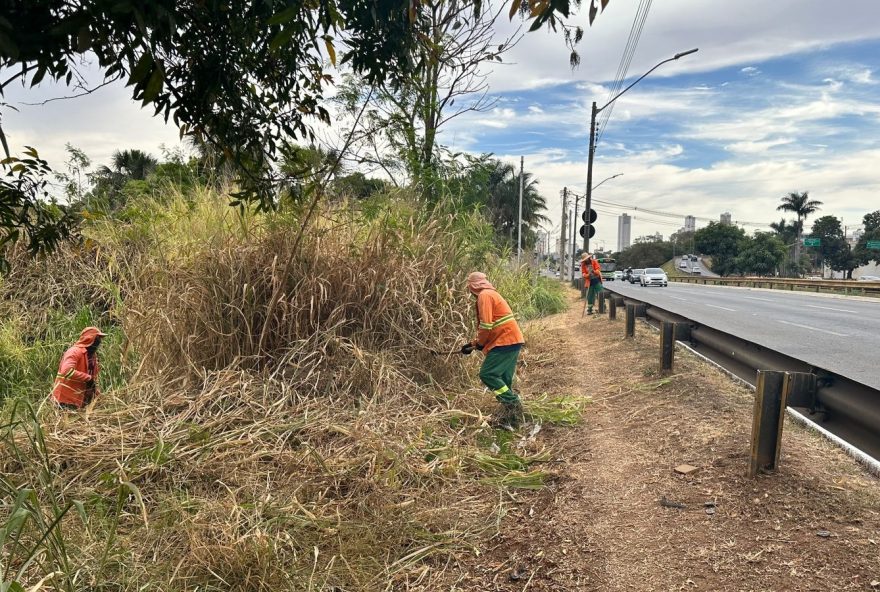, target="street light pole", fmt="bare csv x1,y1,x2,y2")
517,156,524,265
584,47,698,253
